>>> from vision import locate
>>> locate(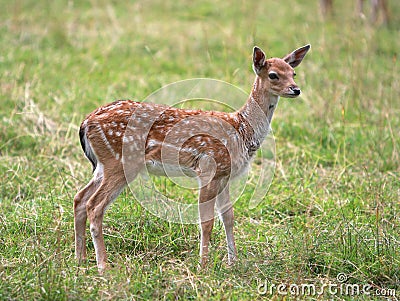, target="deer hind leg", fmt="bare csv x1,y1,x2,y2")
378,0,389,24
371,0,379,23
216,182,237,265
320,0,333,17
74,169,103,262
86,169,128,273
